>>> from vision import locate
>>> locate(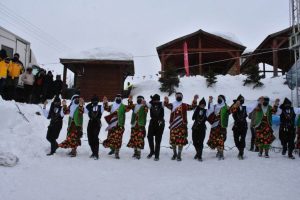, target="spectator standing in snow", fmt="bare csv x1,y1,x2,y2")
207,95,230,160
33,70,46,103
164,93,198,161
85,95,104,160
7,53,24,100
147,94,165,161
191,97,208,161
0,49,8,97
21,67,35,103
102,94,132,159
43,71,54,100
127,96,148,160
53,75,63,96
58,95,84,157
42,96,64,156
